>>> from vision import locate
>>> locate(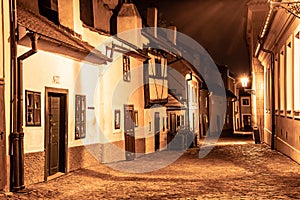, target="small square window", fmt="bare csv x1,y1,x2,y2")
242,98,249,106
26,90,41,126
